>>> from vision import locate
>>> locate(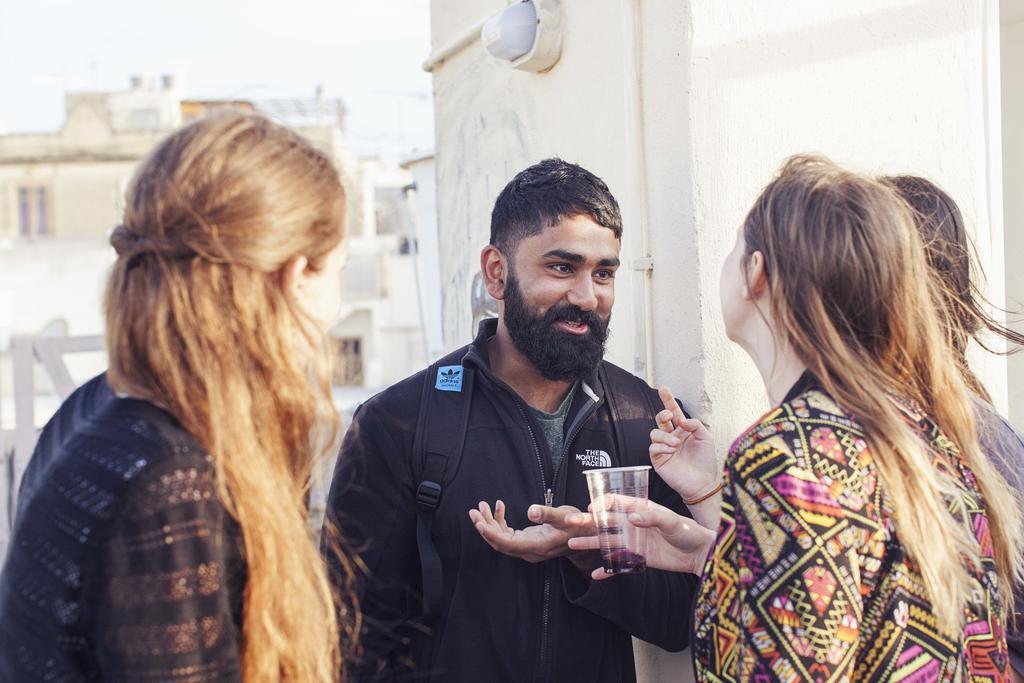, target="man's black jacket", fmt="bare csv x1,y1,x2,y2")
323,319,698,682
